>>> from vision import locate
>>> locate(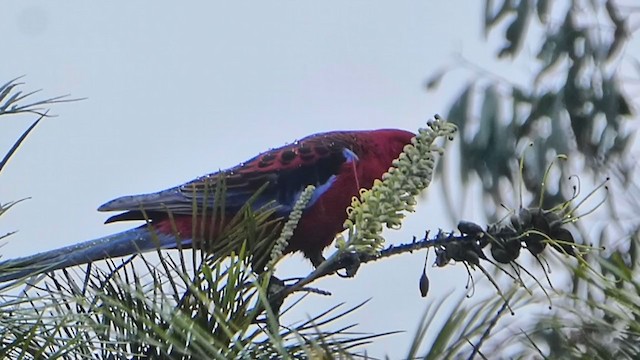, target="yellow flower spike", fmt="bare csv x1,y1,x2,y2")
266,185,316,271
337,115,457,255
